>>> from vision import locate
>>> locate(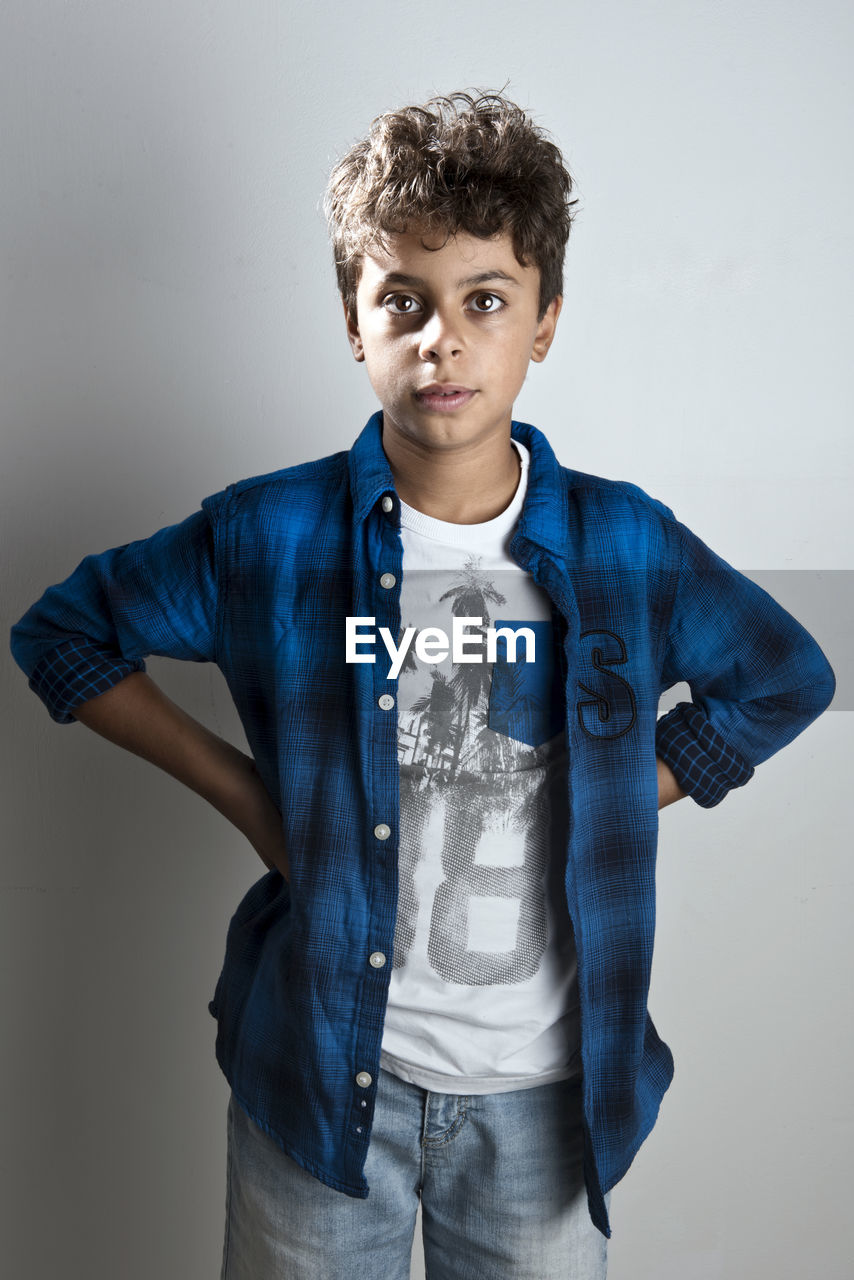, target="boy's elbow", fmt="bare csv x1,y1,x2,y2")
9,616,56,682
9,619,33,677
807,655,836,717
789,634,836,722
